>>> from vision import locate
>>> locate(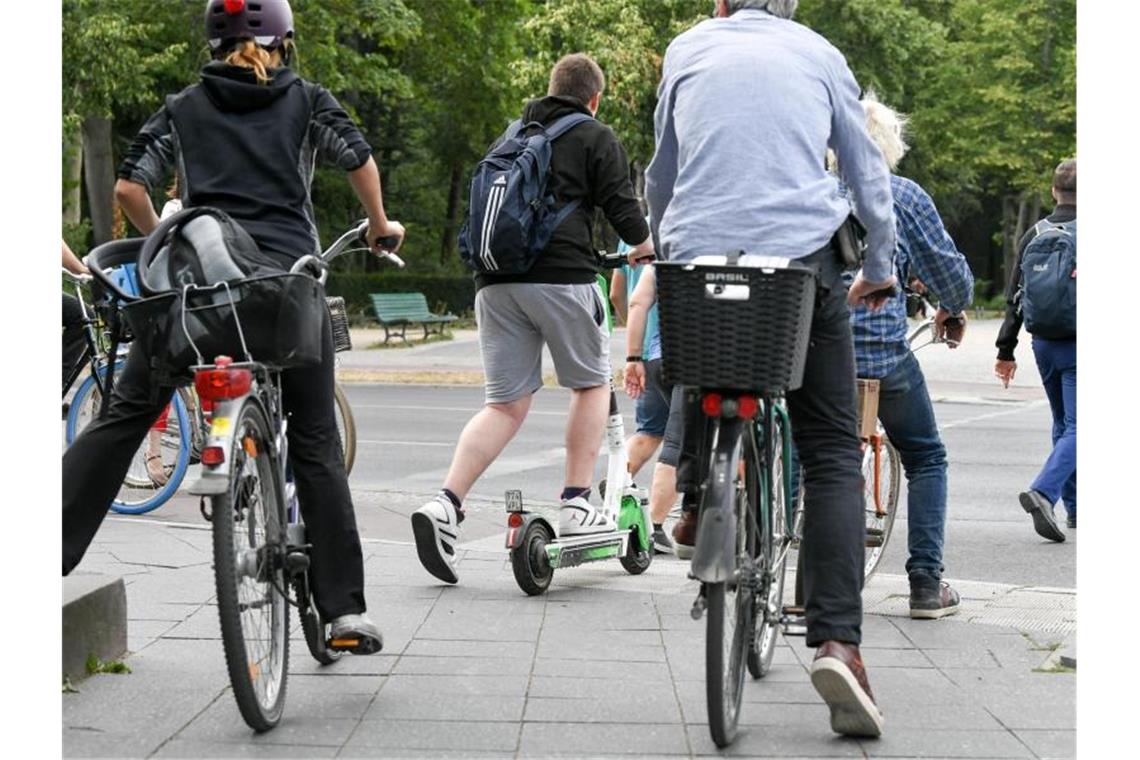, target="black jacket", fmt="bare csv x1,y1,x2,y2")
118,63,372,262
474,95,649,289
995,203,1076,360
